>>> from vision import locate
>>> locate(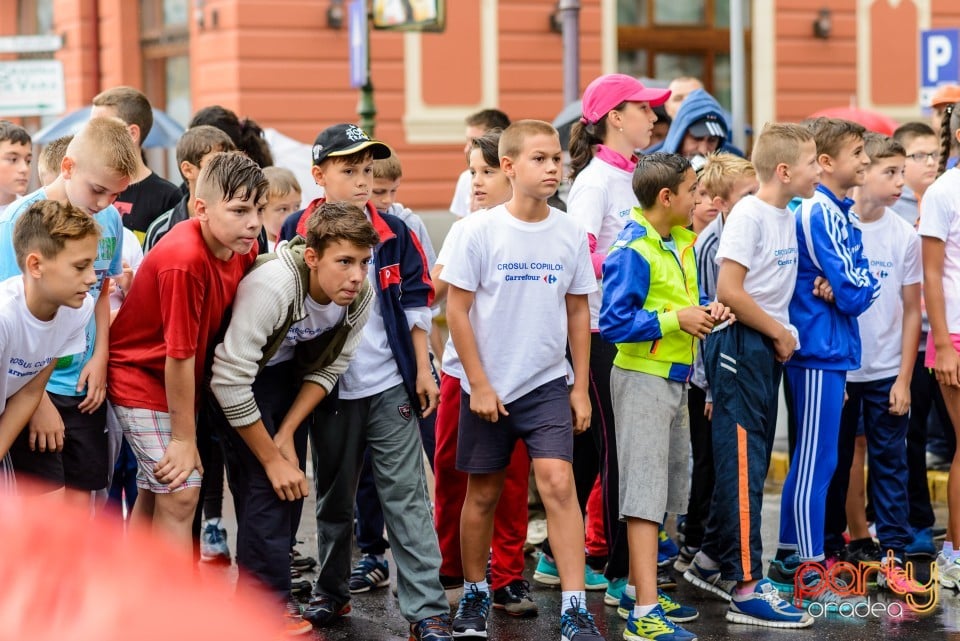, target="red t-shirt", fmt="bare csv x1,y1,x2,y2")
107,218,257,412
